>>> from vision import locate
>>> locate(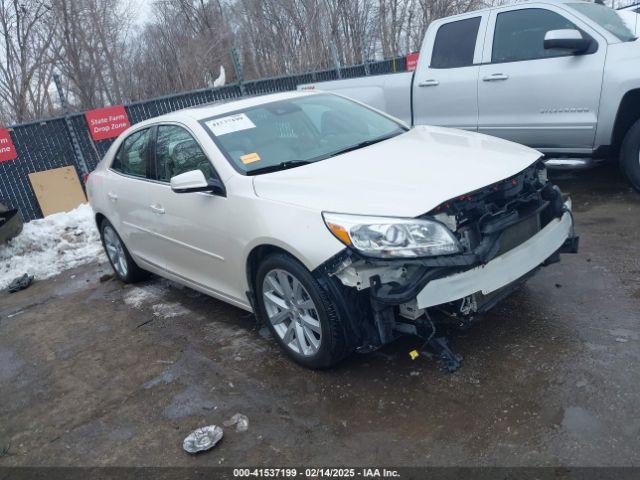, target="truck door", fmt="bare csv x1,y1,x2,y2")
477,5,606,152
411,13,488,131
